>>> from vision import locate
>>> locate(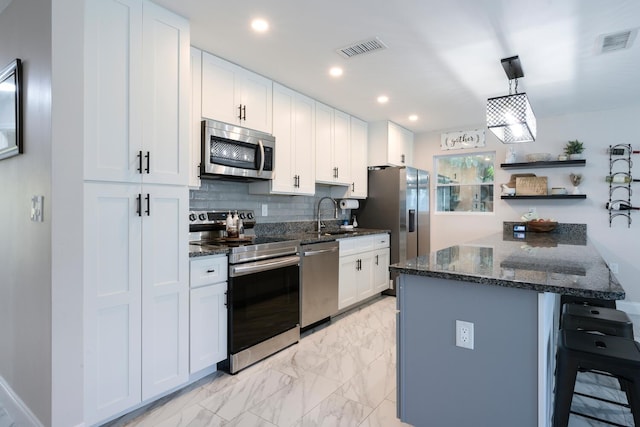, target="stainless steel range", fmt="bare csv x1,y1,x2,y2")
189,210,301,374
